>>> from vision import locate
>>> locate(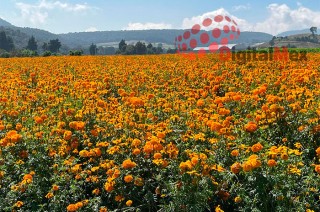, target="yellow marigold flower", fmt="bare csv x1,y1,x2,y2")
126,200,133,206
79,150,90,157
179,160,192,171
215,205,224,212
124,175,133,183
92,188,100,195
234,196,242,203
122,159,137,169
45,192,54,199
